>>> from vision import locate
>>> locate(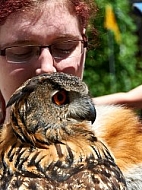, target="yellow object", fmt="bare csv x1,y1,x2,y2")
104,4,121,43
